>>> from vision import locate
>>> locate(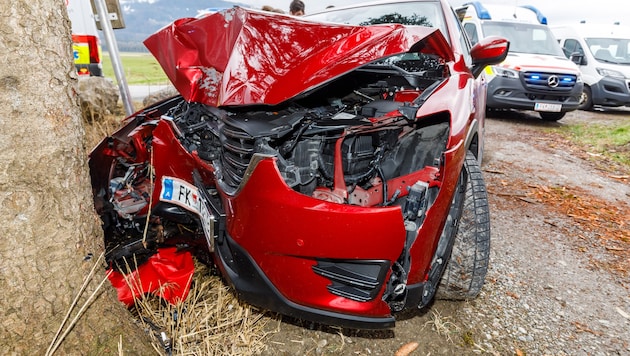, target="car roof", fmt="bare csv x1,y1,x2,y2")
559,24,630,39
